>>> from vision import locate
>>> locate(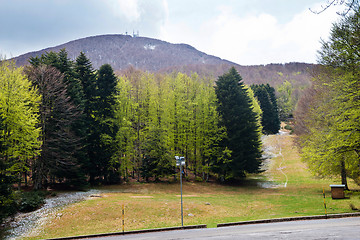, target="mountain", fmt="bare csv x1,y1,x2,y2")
12,34,314,87
13,34,235,71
